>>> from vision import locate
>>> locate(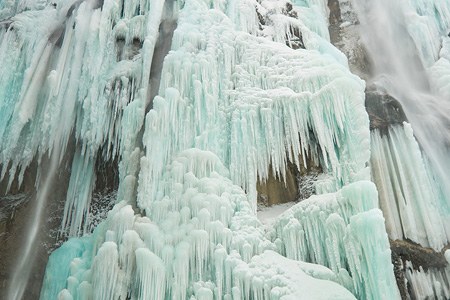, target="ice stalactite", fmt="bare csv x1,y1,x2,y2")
405,262,450,299
0,0,176,297
370,124,450,251
140,0,371,214
0,0,171,237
